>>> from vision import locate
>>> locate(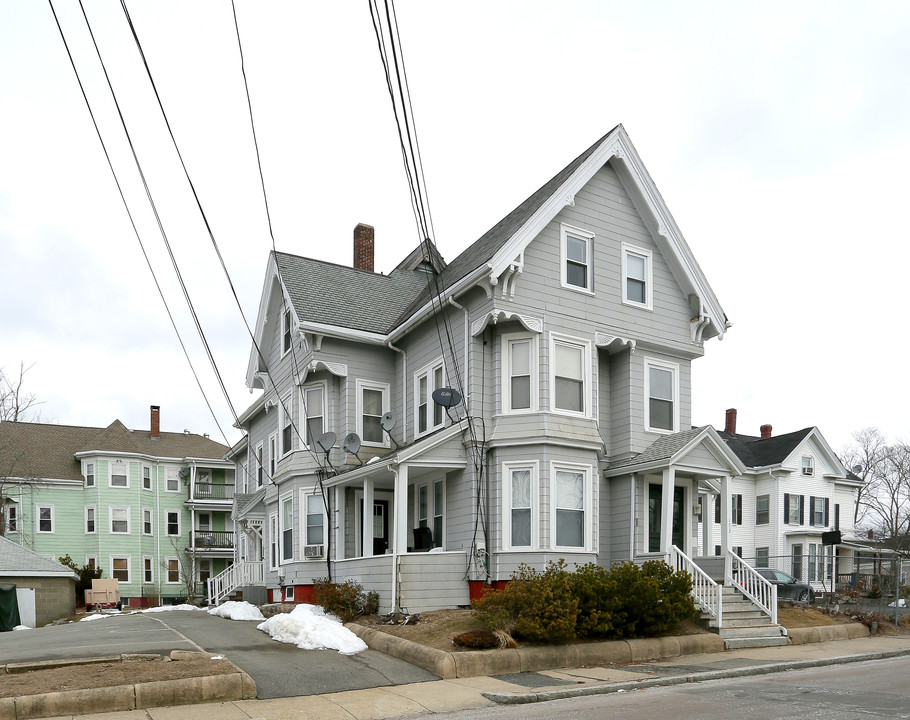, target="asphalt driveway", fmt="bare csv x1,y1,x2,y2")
0,610,435,698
